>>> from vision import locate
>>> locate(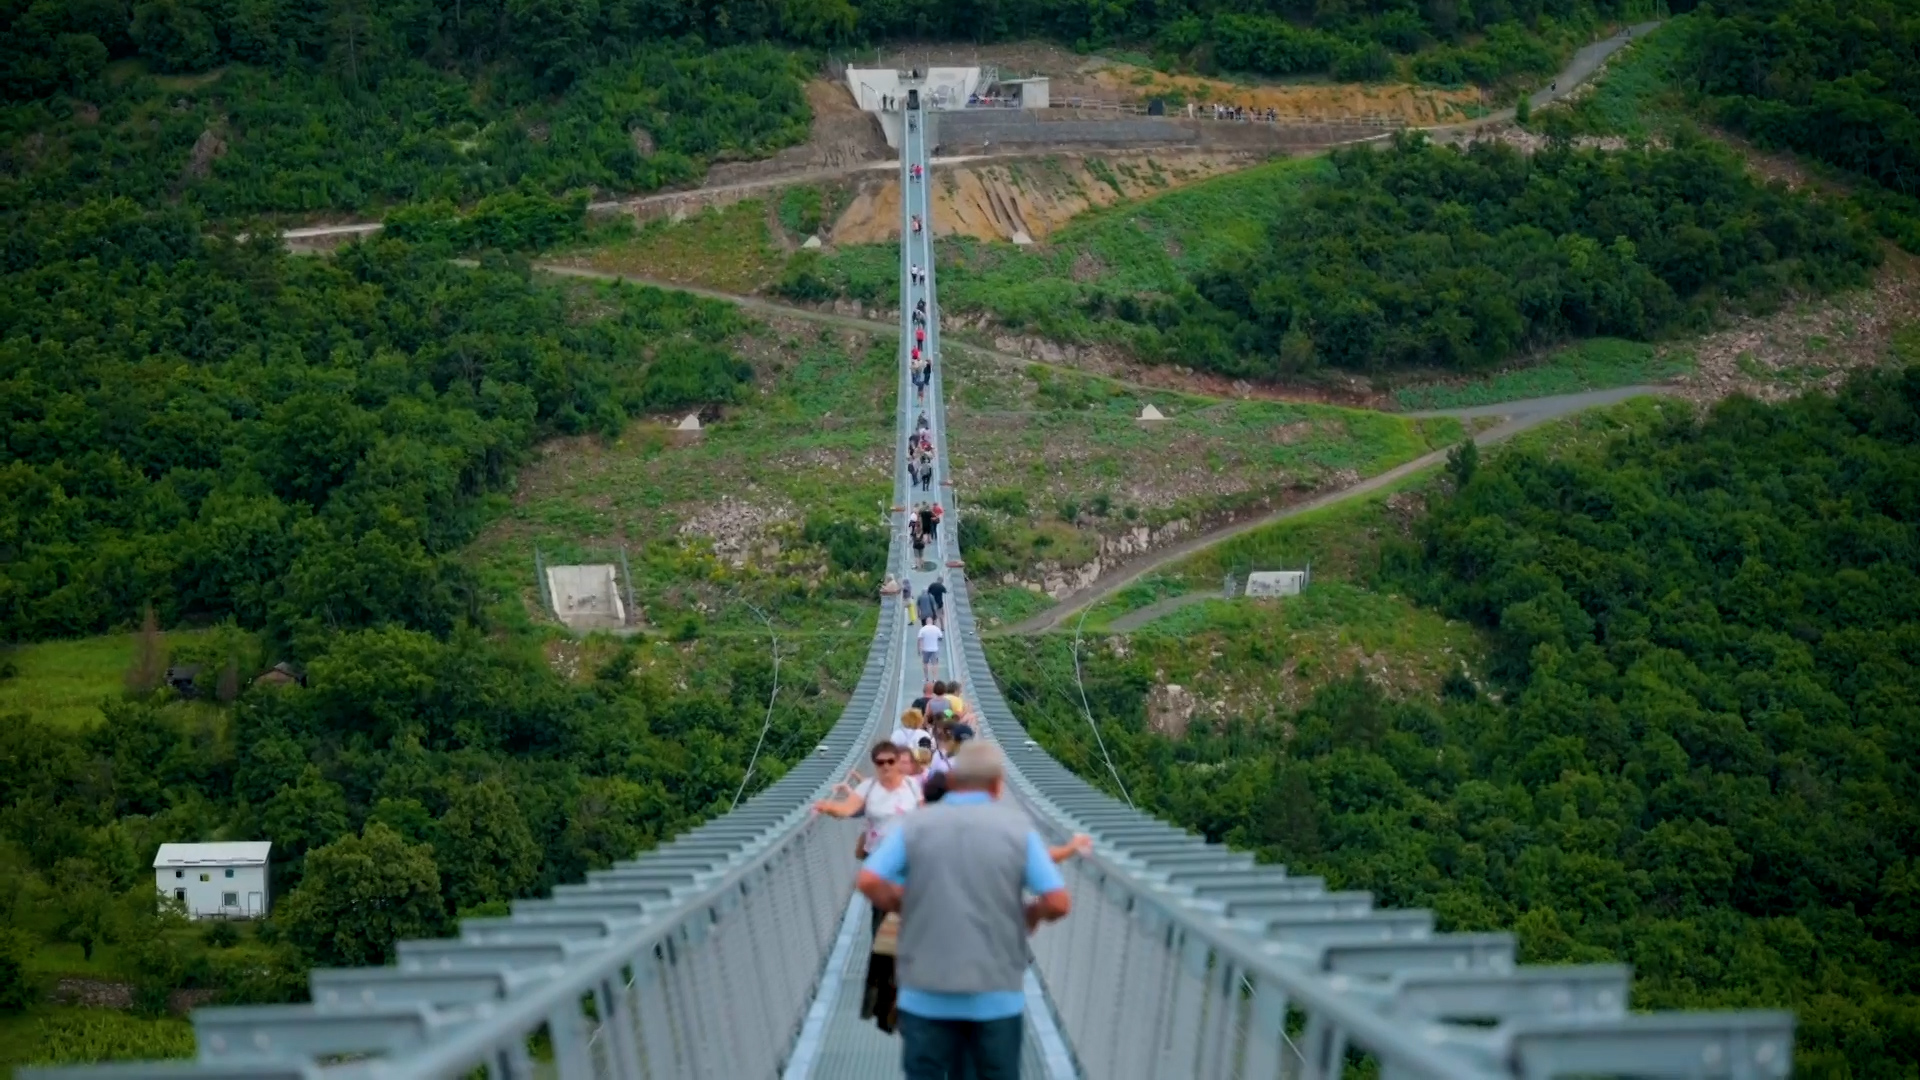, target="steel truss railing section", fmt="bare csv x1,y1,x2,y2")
27,352,920,1080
